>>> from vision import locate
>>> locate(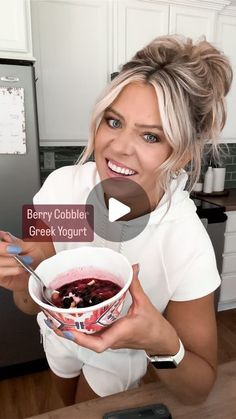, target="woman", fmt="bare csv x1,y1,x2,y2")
0,35,233,405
